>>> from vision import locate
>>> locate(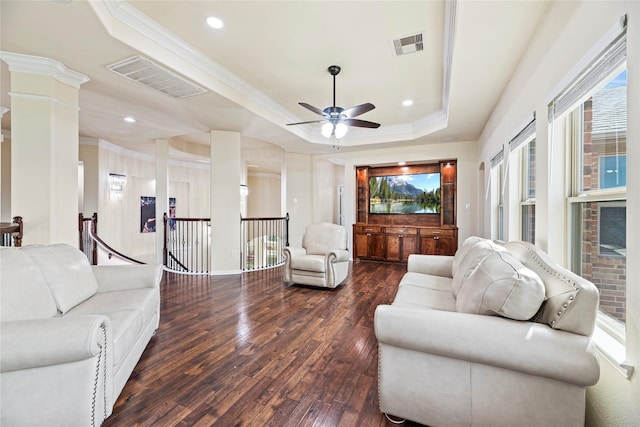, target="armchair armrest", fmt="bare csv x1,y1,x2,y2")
92,264,162,293
407,254,453,277
327,249,350,263
283,247,307,259
374,305,599,386
0,315,111,373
